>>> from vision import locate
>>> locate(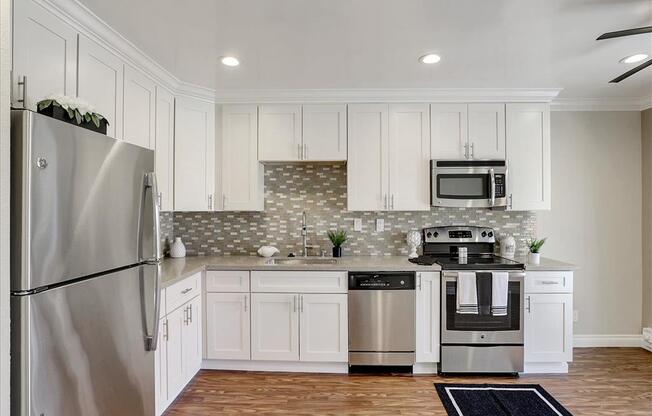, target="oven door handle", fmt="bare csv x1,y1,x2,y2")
489,168,496,207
